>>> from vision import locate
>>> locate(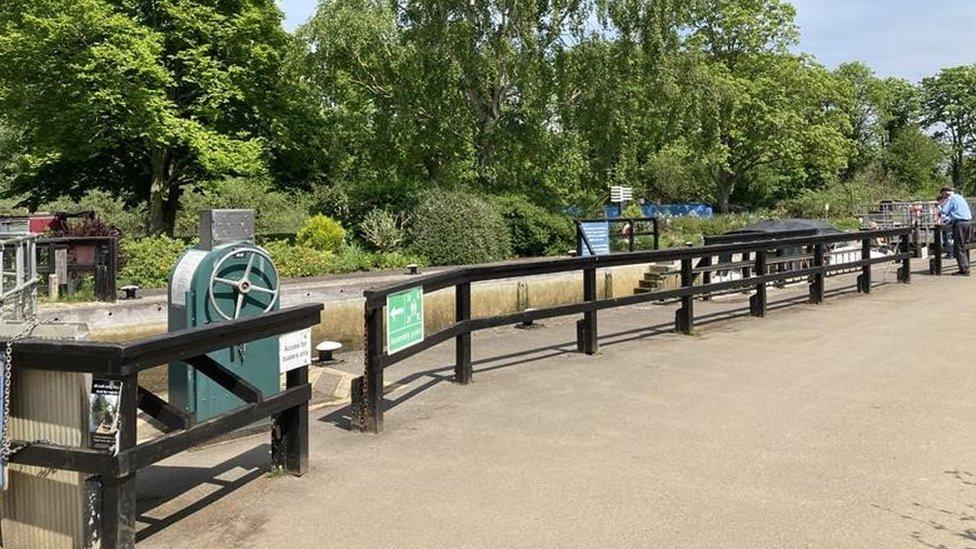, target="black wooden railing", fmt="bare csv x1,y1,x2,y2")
929,224,976,275
351,228,912,434
2,304,322,548
576,216,660,255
